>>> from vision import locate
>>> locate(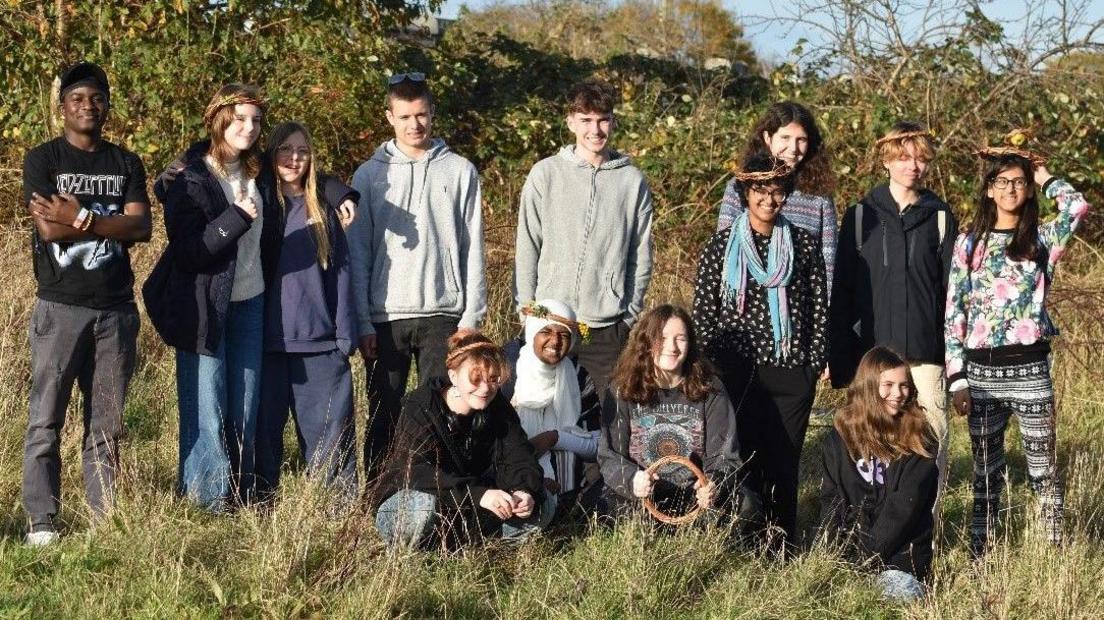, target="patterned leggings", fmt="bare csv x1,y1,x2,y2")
967,358,1063,553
